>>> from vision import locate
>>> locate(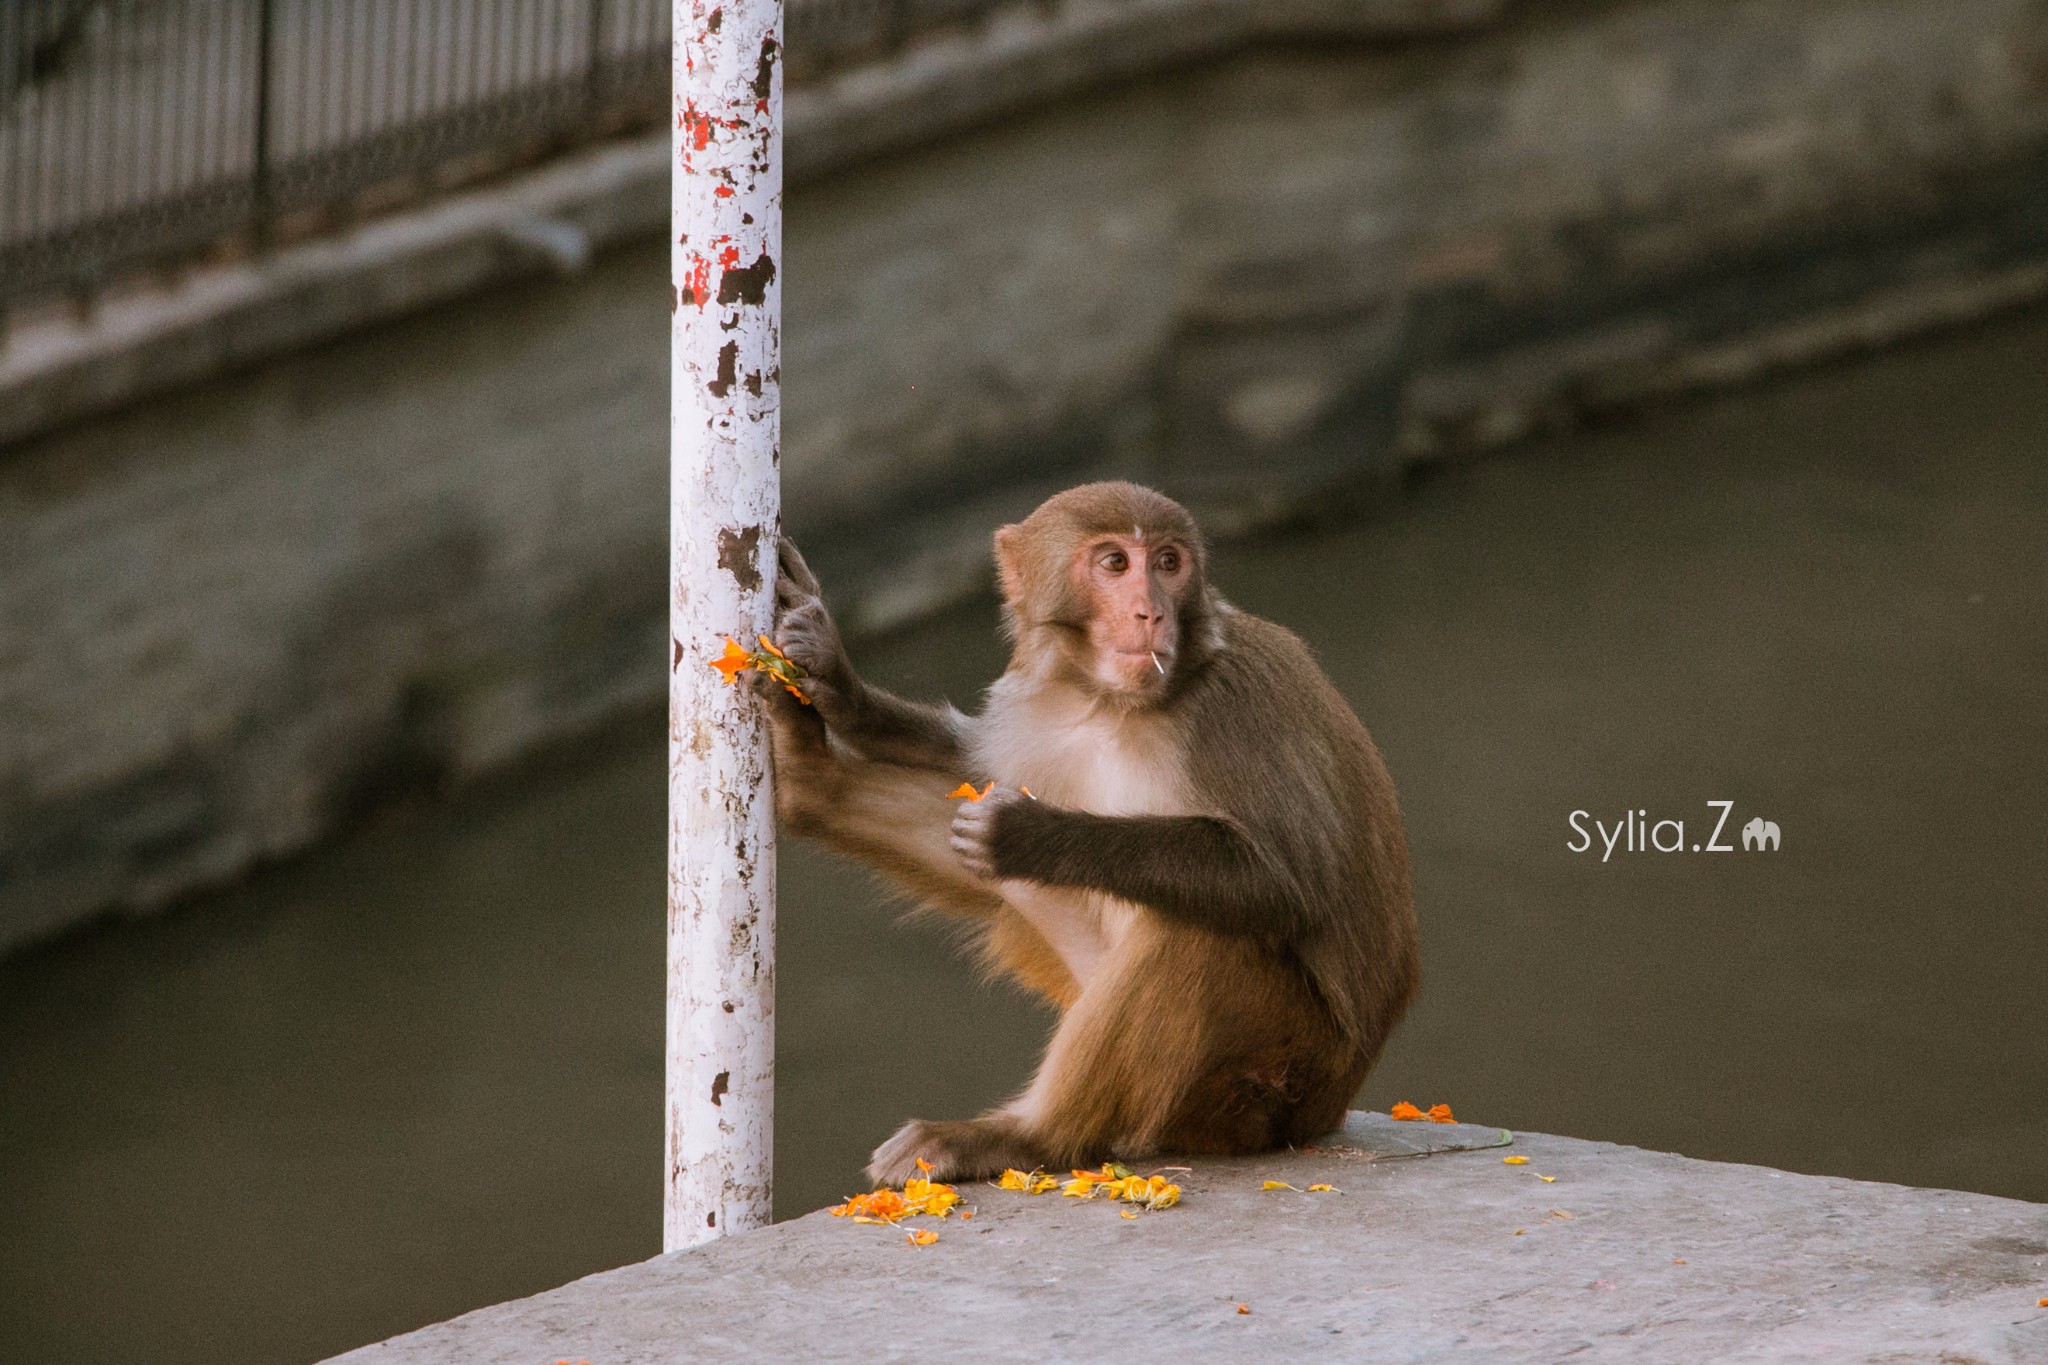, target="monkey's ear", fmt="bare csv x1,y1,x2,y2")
993,524,1025,605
